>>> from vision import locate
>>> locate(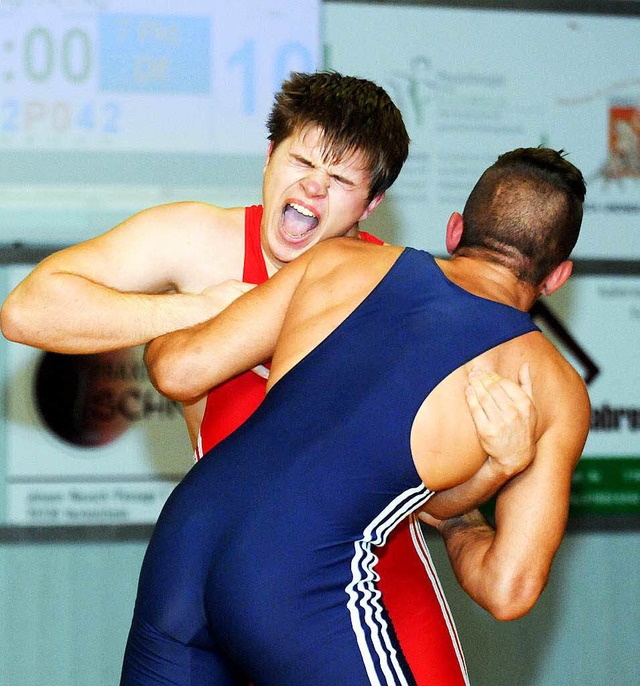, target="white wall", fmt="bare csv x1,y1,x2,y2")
1,2,639,685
